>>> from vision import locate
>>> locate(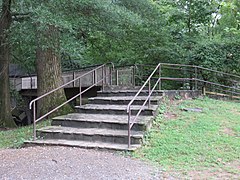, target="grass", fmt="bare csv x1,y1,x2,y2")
0,120,51,149
134,97,240,173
